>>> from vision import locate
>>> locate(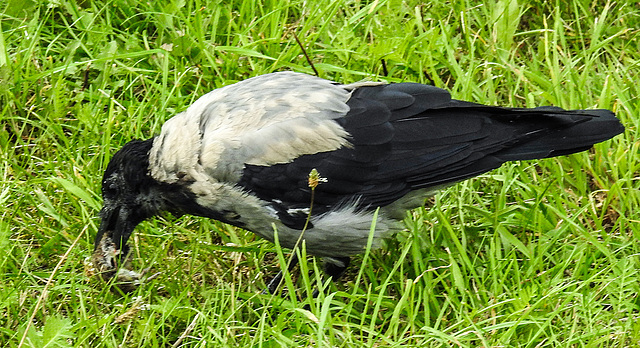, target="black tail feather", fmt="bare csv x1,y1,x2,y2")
494,108,623,161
